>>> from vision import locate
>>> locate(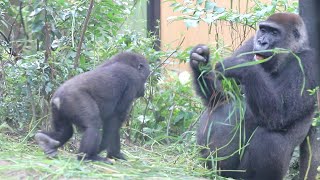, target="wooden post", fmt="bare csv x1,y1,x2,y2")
299,1,320,180
147,0,161,50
